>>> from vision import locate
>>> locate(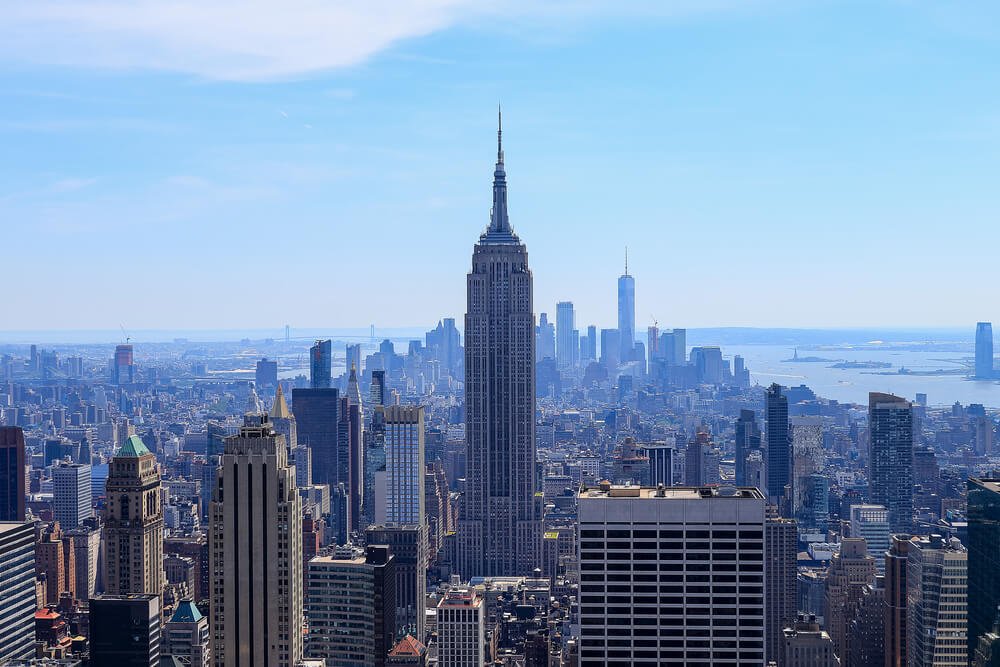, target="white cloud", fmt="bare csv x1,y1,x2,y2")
0,0,761,81
0,0,485,81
